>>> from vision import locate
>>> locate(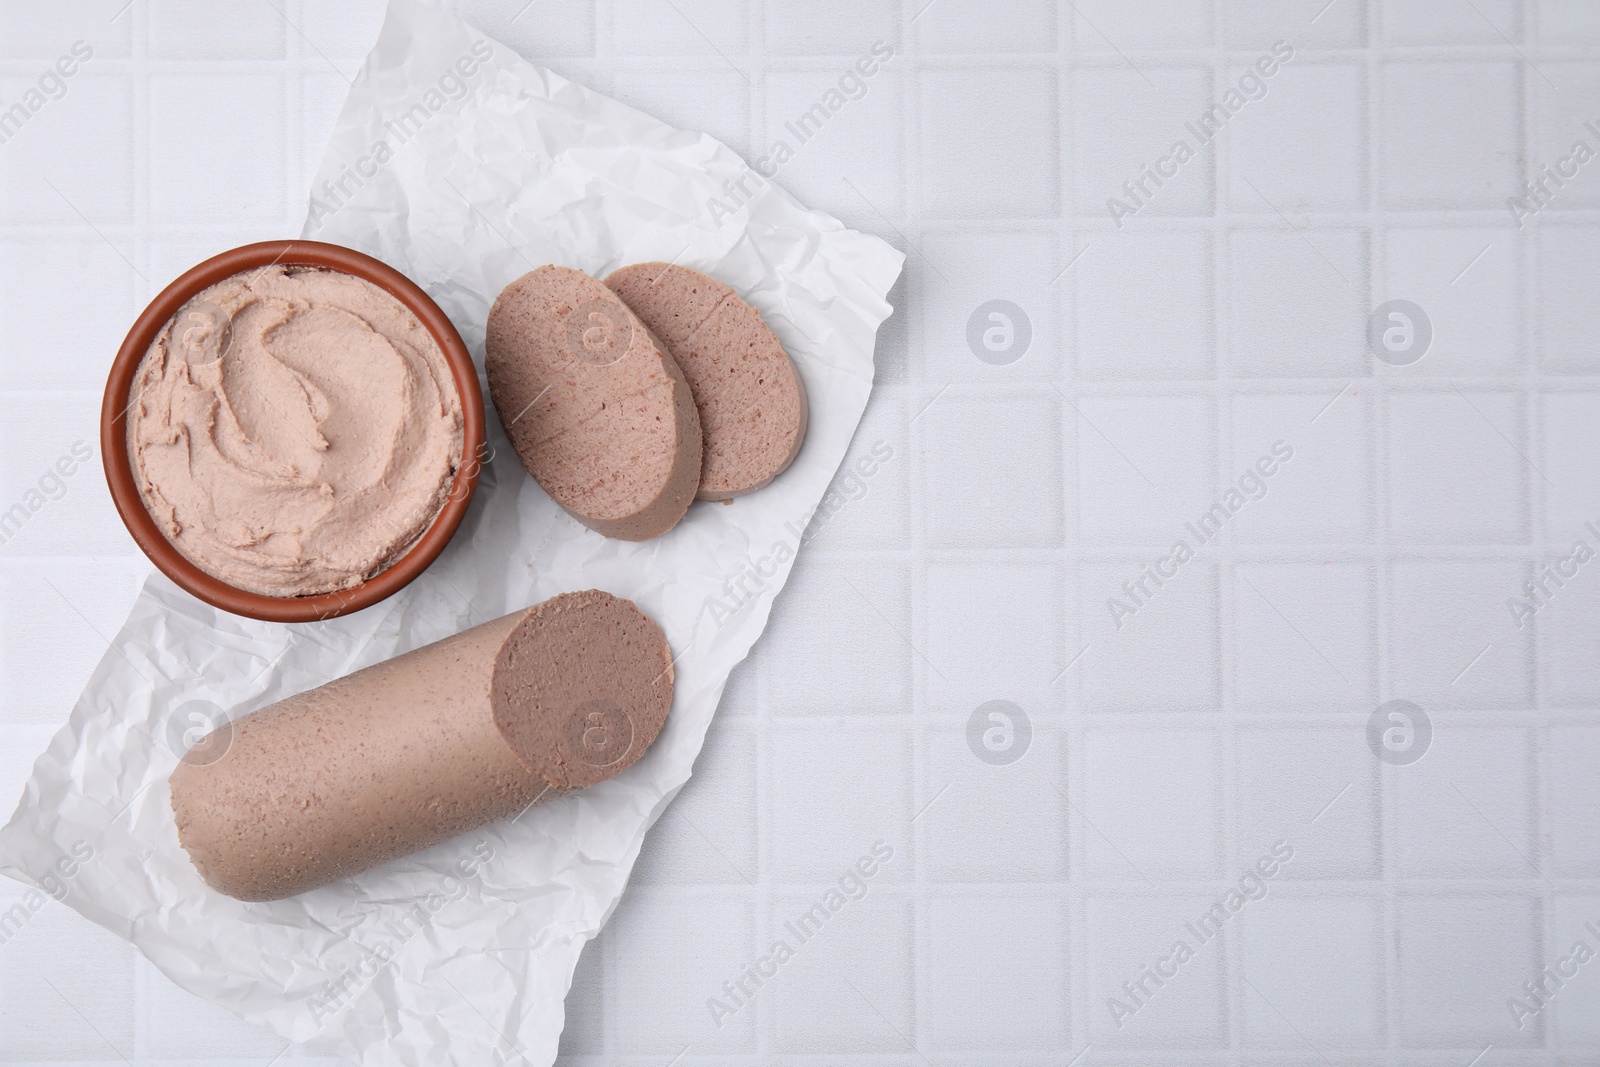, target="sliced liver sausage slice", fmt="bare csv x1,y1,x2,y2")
169,590,673,901
486,266,701,540
606,263,807,501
